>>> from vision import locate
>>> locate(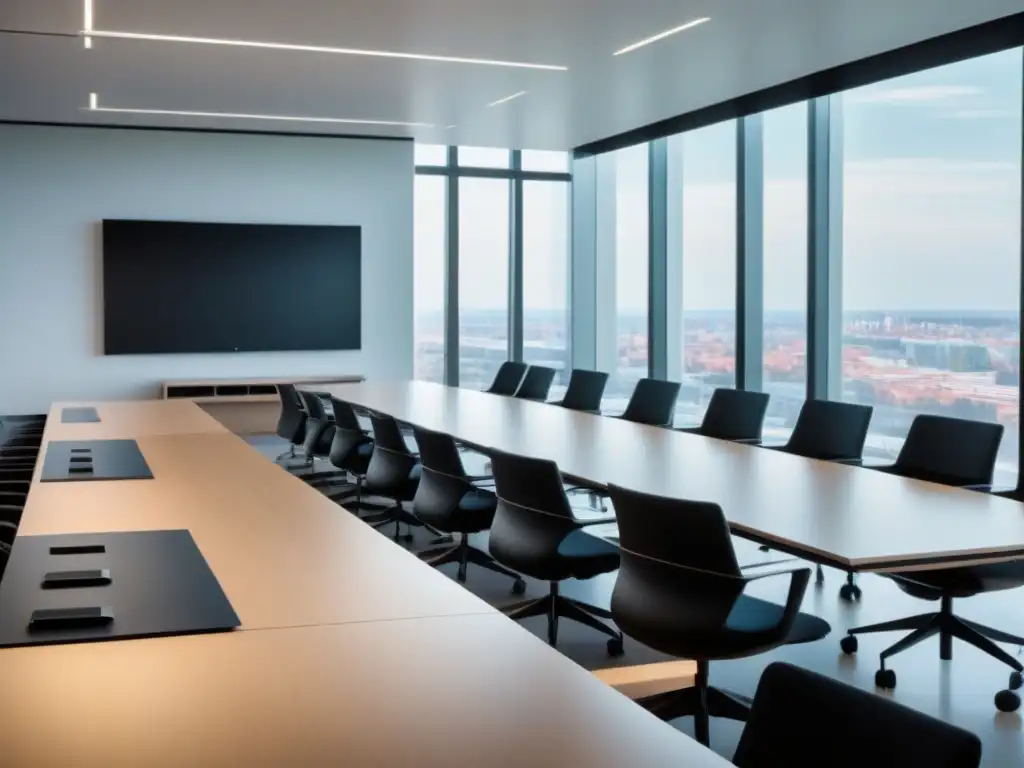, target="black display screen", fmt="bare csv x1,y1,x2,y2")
102,220,361,354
